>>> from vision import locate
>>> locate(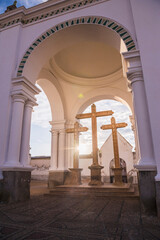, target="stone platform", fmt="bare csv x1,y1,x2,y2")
49,183,139,198
0,181,159,240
